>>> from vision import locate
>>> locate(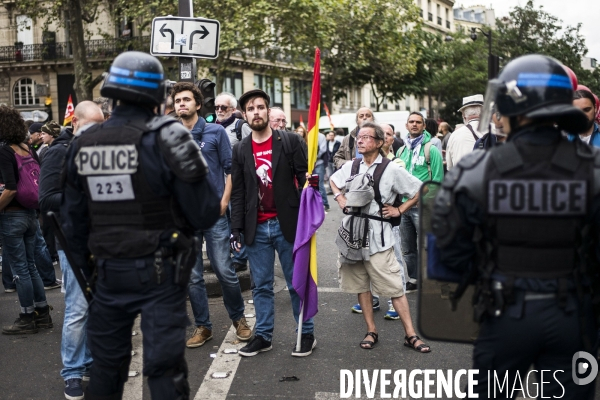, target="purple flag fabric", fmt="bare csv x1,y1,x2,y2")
292,186,325,321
